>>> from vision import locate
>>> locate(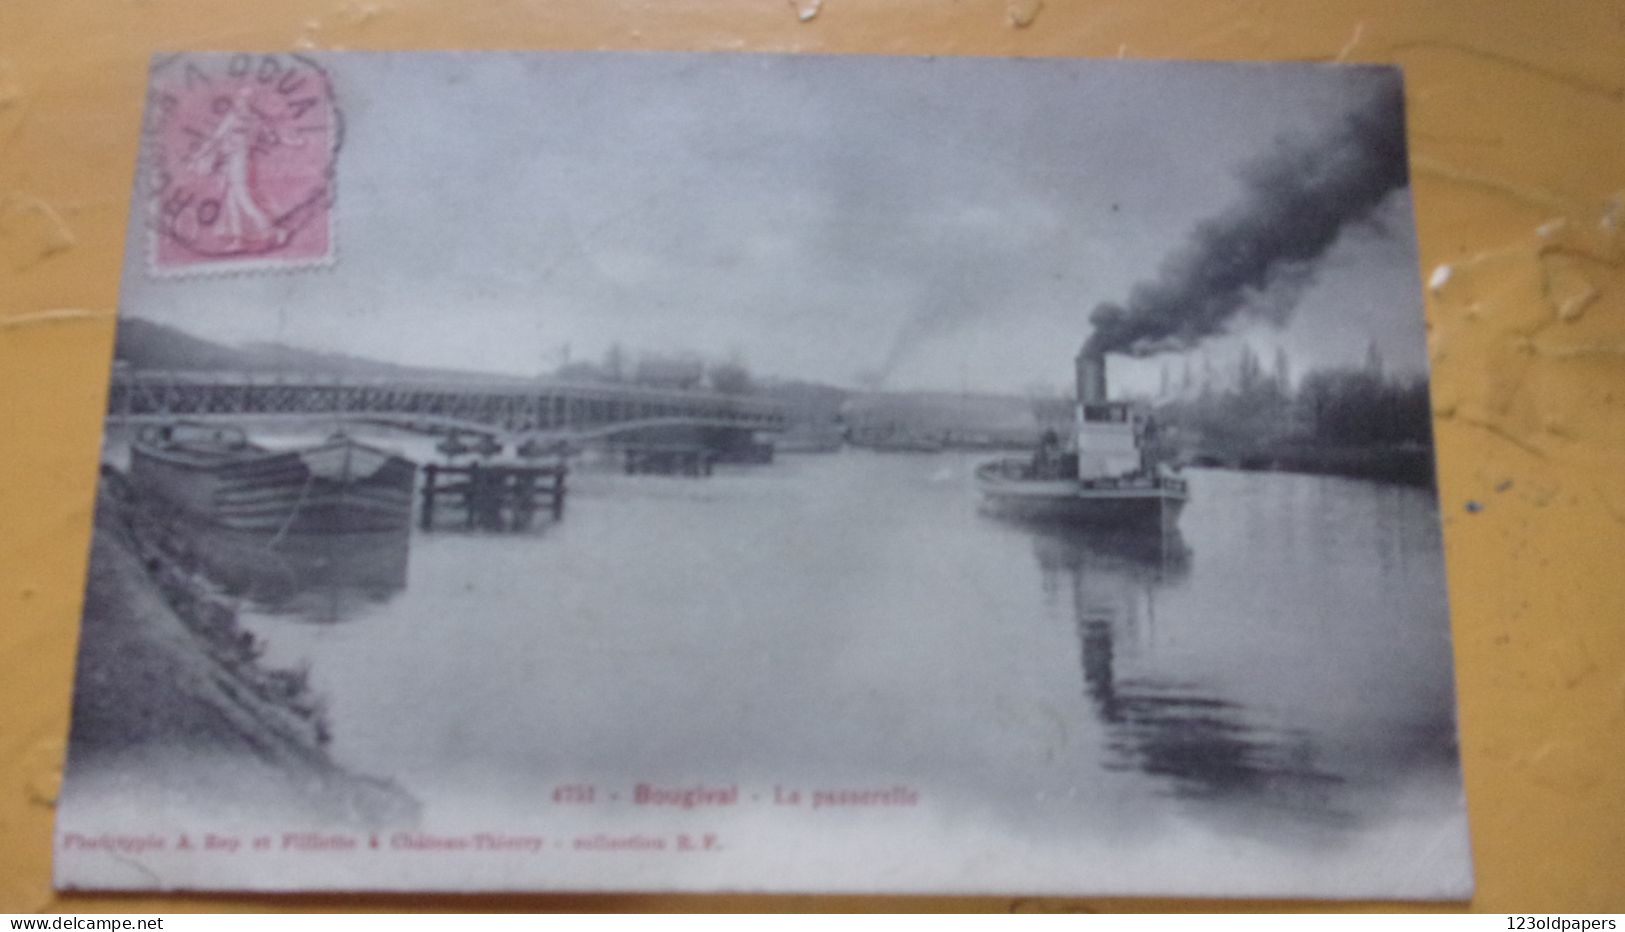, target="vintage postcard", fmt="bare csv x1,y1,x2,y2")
56,51,1472,897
